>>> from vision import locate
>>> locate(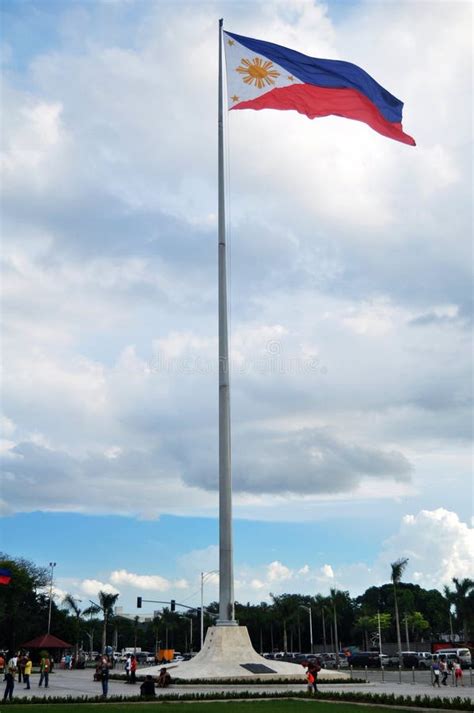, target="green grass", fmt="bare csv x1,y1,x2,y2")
0,703,410,713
